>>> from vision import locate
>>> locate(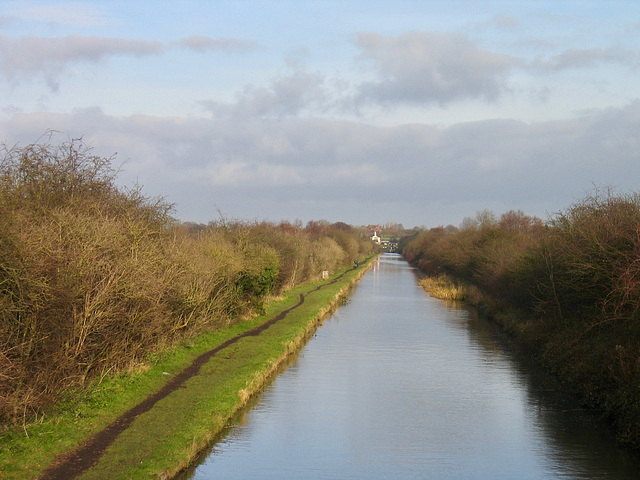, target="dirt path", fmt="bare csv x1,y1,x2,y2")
38,268,354,480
